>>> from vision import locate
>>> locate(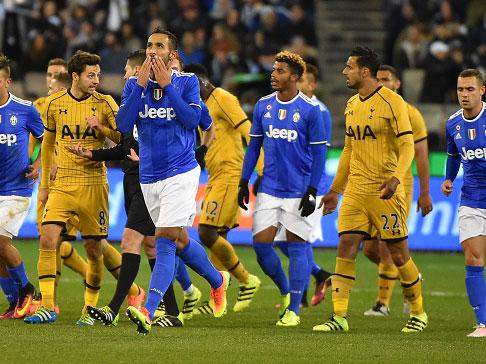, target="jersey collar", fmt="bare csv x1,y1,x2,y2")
462,102,486,122
275,91,302,104
359,86,382,102
0,93,13,109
